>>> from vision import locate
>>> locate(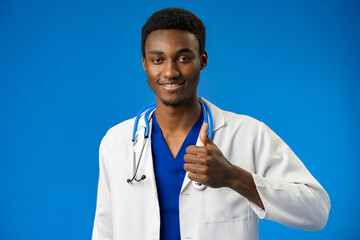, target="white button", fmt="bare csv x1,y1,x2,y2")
192,181,207,190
